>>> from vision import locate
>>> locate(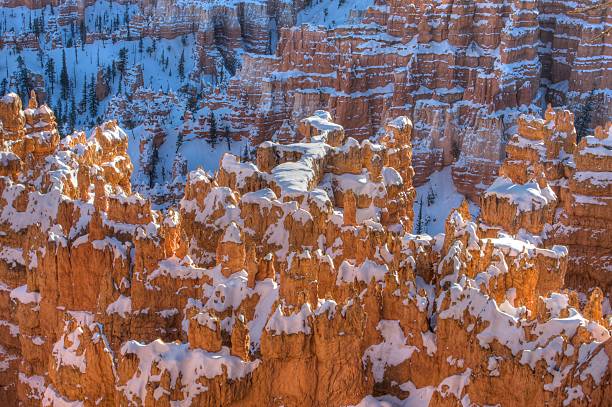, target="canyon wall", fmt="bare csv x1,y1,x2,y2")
0,94,609,406
481,106,612,296
203,0,611,198
2,0,609,196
